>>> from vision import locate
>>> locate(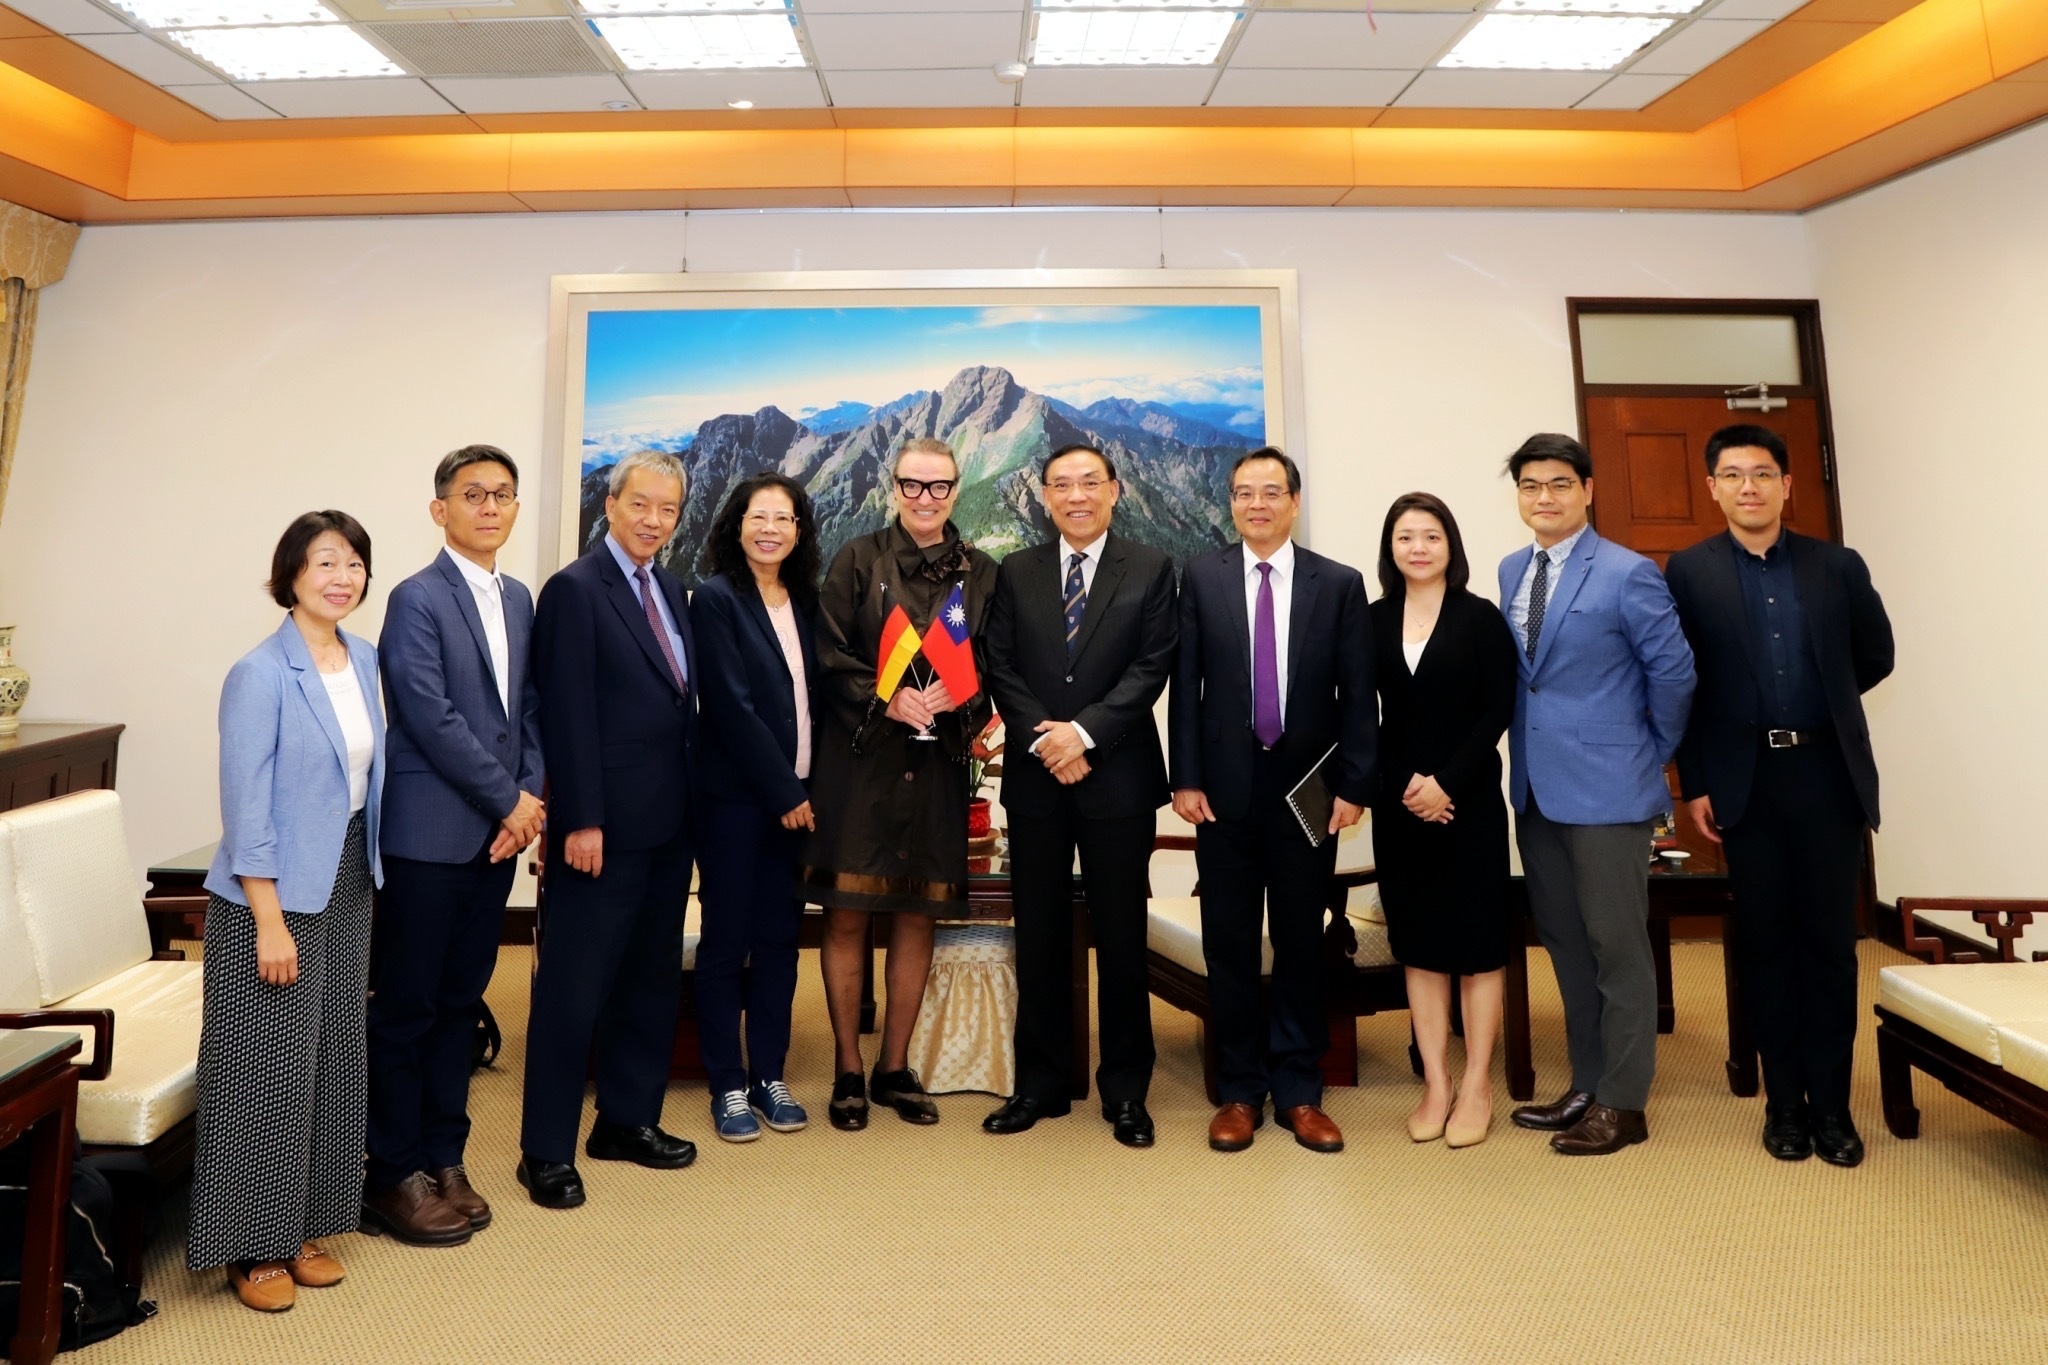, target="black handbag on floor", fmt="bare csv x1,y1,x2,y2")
0,1142,155,1352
